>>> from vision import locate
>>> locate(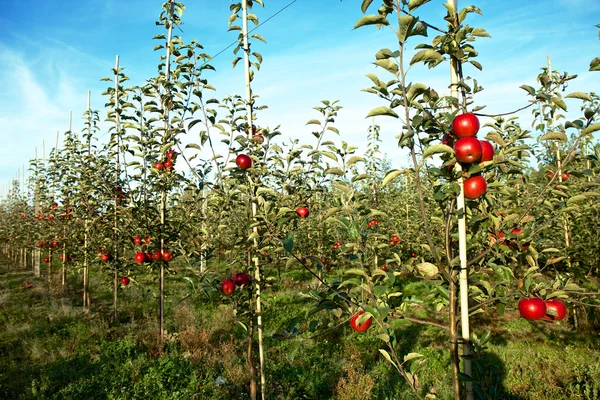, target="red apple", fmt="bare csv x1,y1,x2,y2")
145,236,151,244
296,207,309,218
121,276,130,286
252,134,264,144
100,253,113,262
452,113,480,138
234,272,251,287
145,253,153,263
480,140,494,162
441,132,455,147
51,241,59,247
25,281,31,287
221,279,235,296
511,228,522,235
561,173,570,182
546,171,554,180
164,160,174,170
411,252,416,257
133,236,142,245
152,250,162,262
155,162,164,170
463,175,487,199
518,297,547,321
543,299,567,321
134,252,146,264
43,257,50,263
349,311,372,332
236,154,252,170
454,137,482,164
166,150,176,159
380,265,388,272
162,250,173,262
